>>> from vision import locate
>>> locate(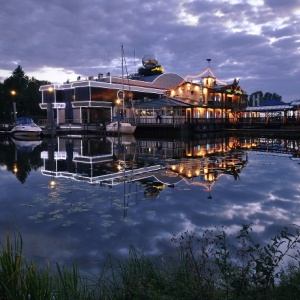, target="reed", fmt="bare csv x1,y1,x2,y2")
0,225,299,299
